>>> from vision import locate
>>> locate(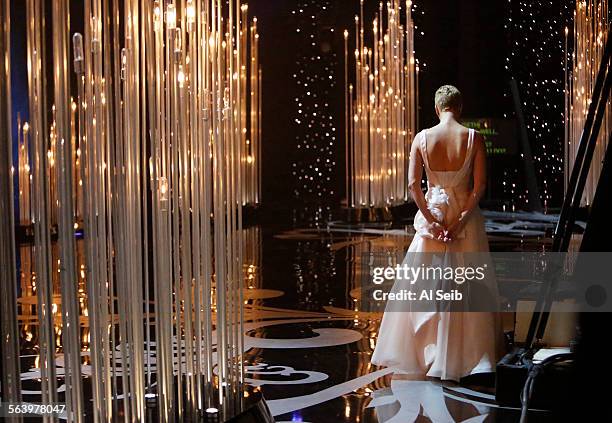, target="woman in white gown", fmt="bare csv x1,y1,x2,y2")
371,85,501,381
